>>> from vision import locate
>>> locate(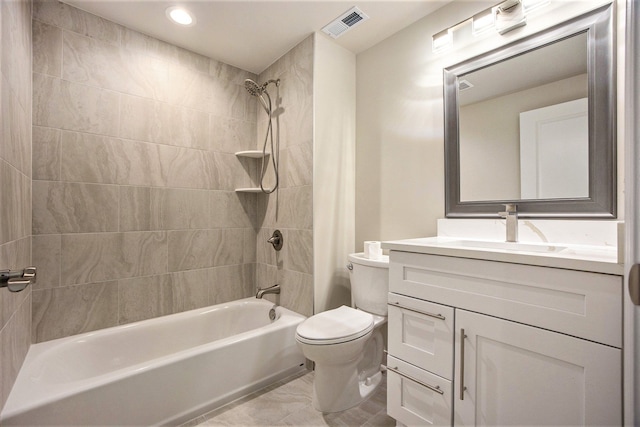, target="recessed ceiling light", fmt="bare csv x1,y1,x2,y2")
166,6,195,26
